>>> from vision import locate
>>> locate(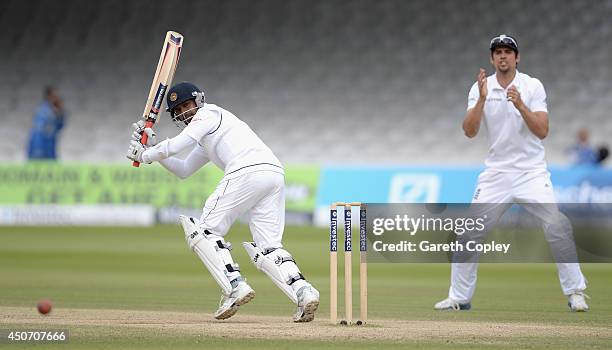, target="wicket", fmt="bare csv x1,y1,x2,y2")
330,202,367,325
